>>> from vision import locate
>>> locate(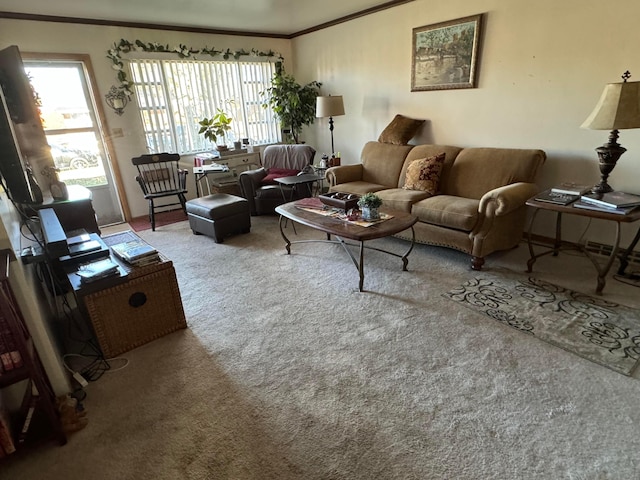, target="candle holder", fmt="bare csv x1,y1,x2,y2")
105,85,129,115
